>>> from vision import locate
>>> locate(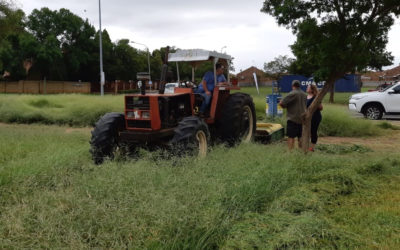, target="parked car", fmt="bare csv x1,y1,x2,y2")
349,82,400,120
